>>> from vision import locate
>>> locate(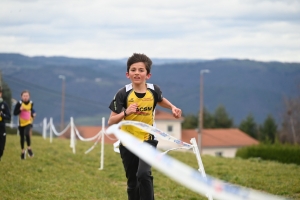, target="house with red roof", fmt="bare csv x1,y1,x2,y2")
181,128,259,157
71,109,259,158
154,110,259,157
